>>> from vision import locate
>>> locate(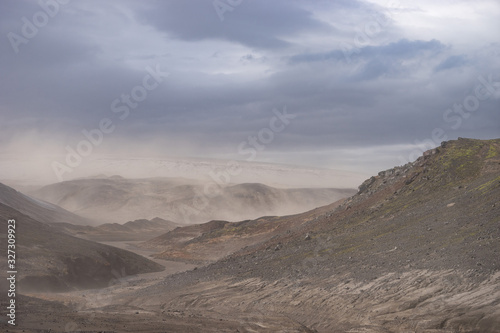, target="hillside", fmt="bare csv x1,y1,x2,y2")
0,203,164,292
0,182,94,225
31,177,355,224
52,217,179,241
140,200,346,264
126,138,500,332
